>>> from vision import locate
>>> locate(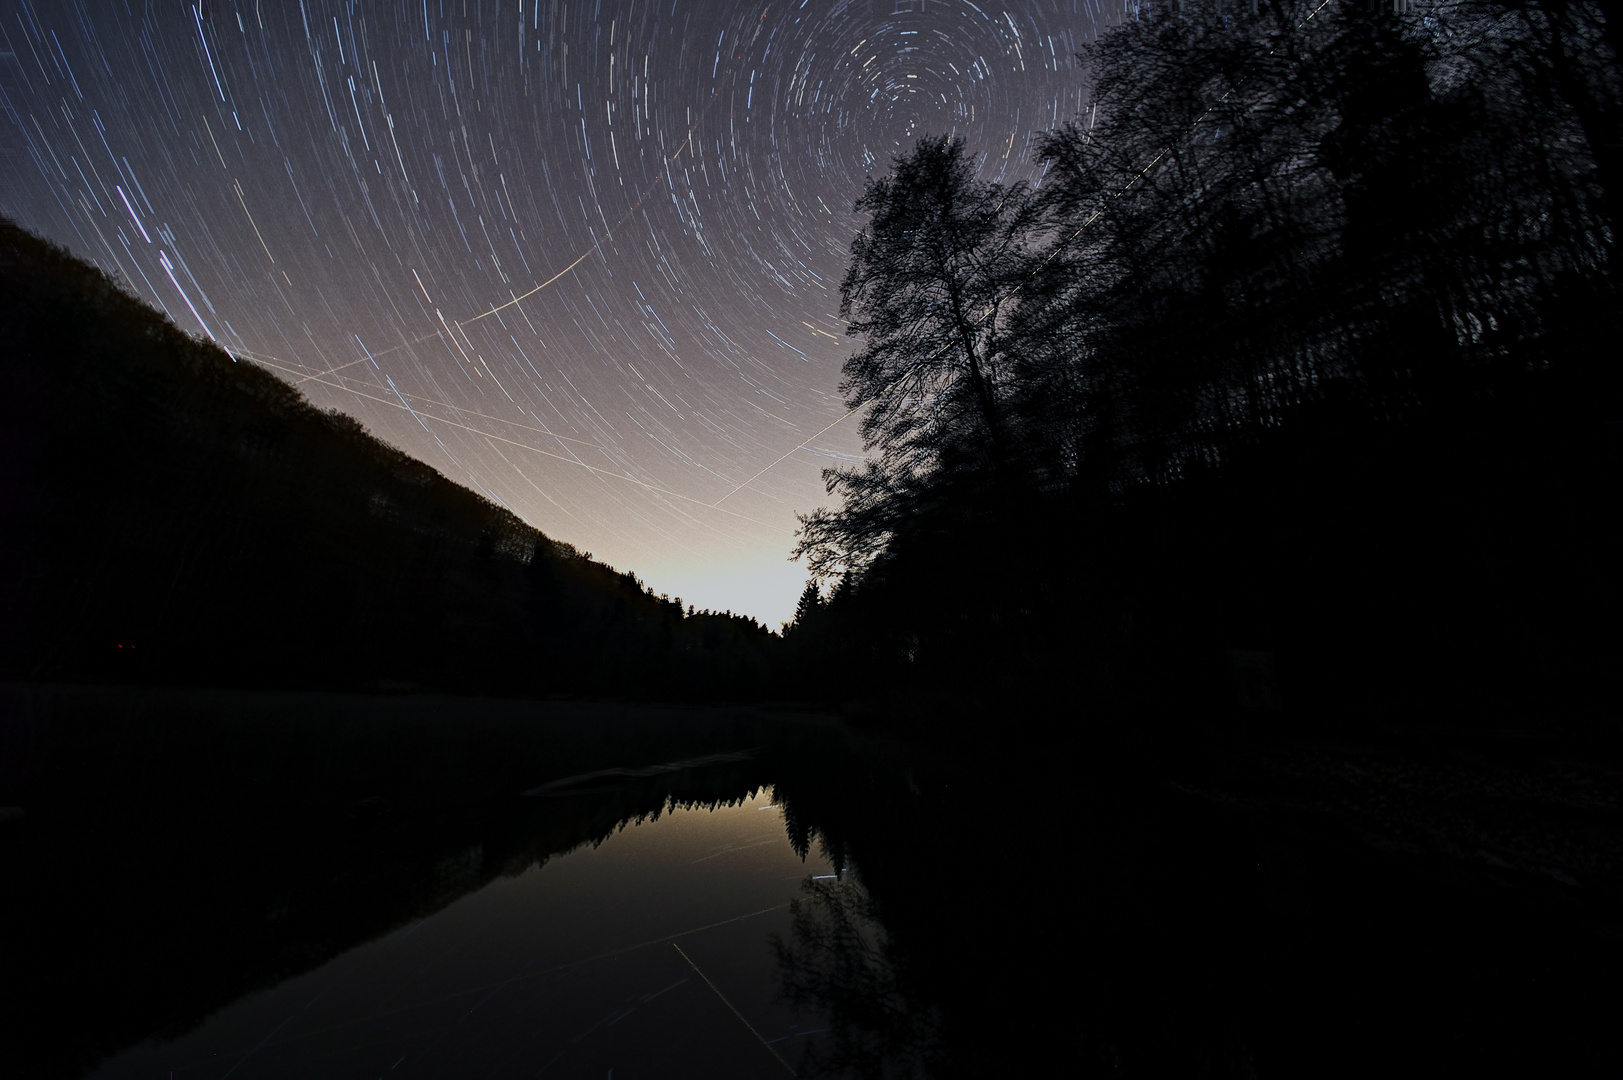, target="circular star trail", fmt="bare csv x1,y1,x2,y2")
0,0,1111,625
